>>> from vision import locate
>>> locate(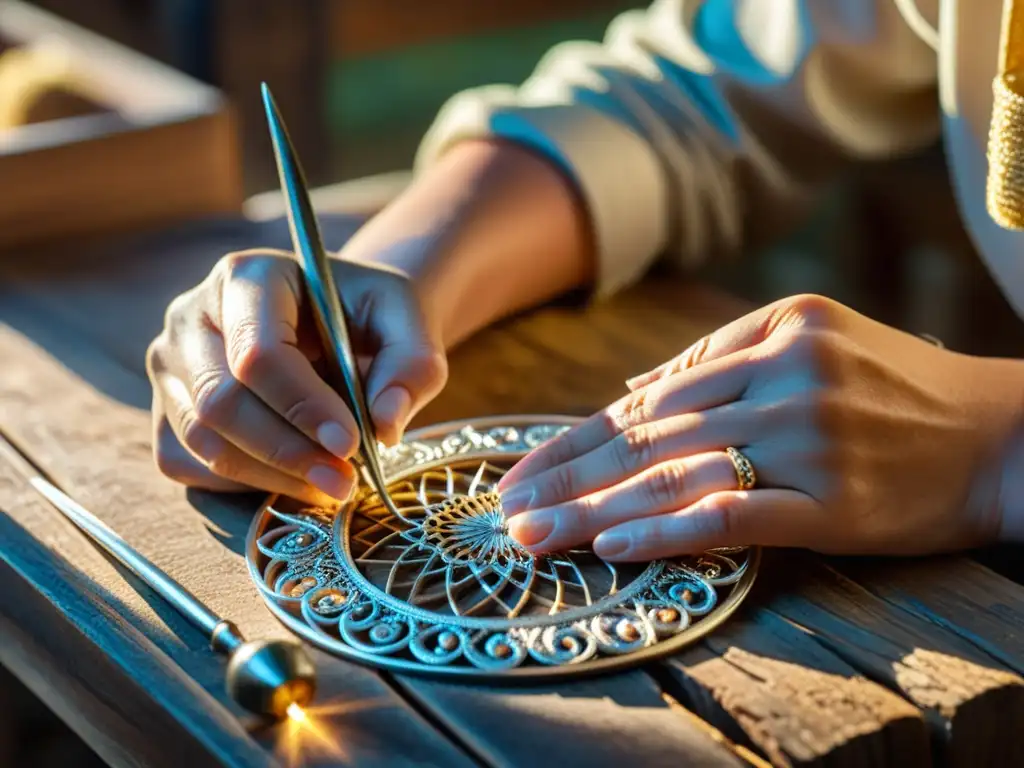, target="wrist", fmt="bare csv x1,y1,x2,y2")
340,138,595,349
940,352,1024,546
971,357,1024,543
996,411,1024,542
